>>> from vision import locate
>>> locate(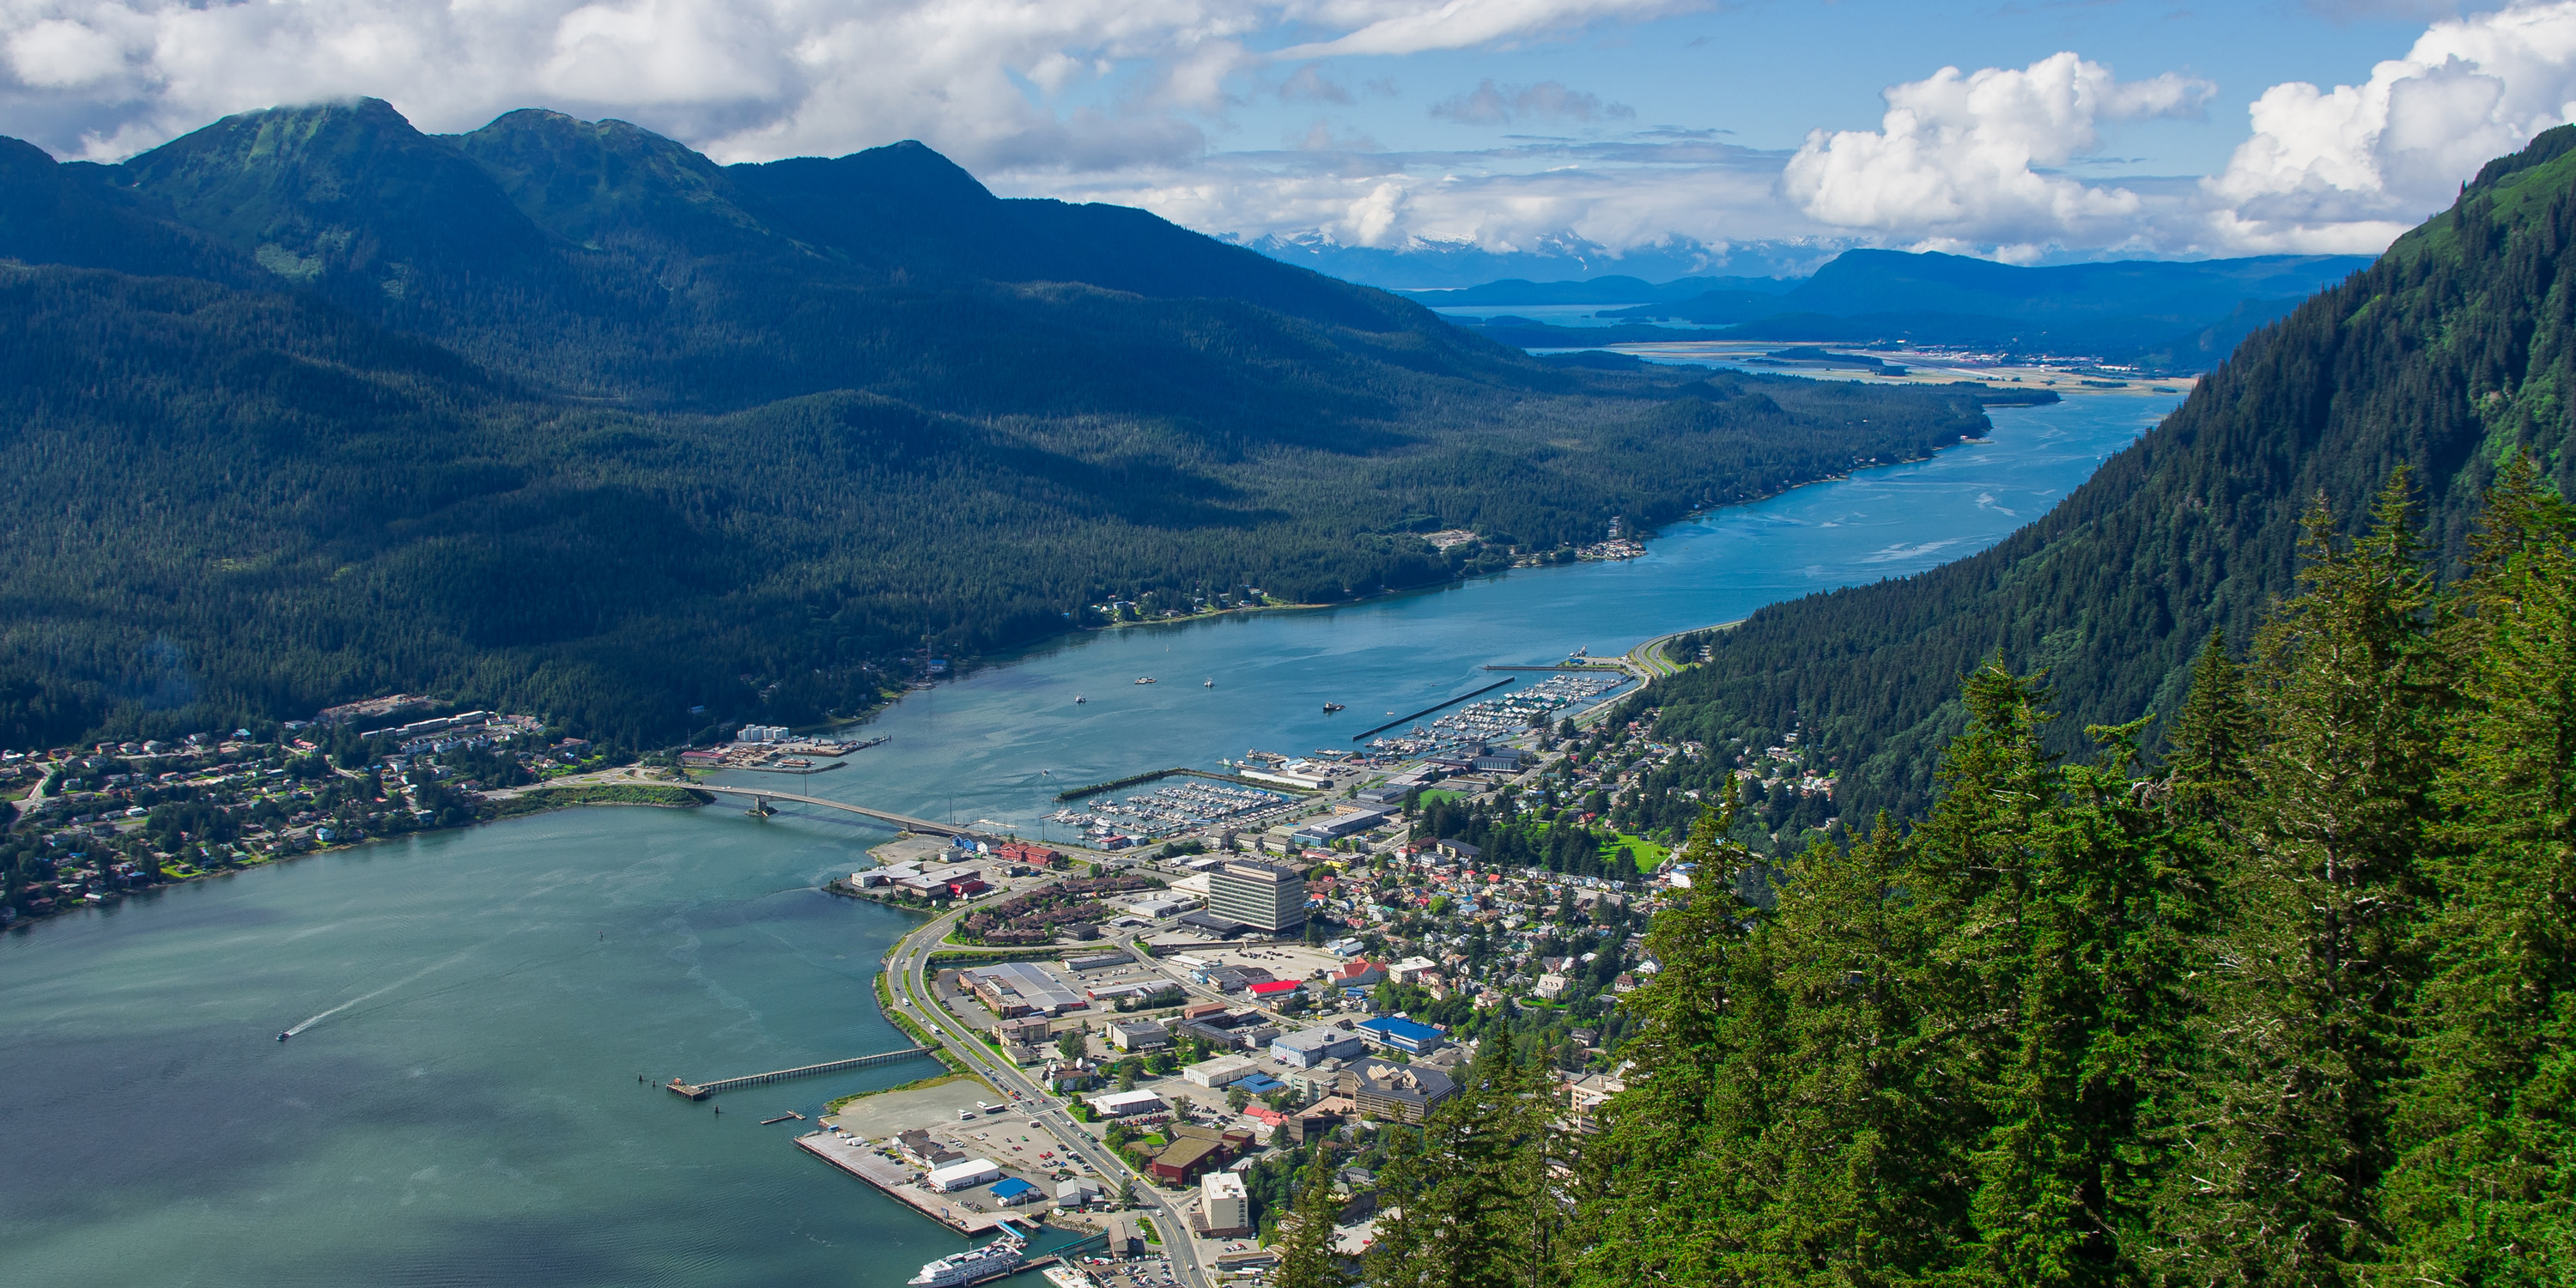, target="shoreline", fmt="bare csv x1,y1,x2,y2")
3,783,709,936
853,411,2025,701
